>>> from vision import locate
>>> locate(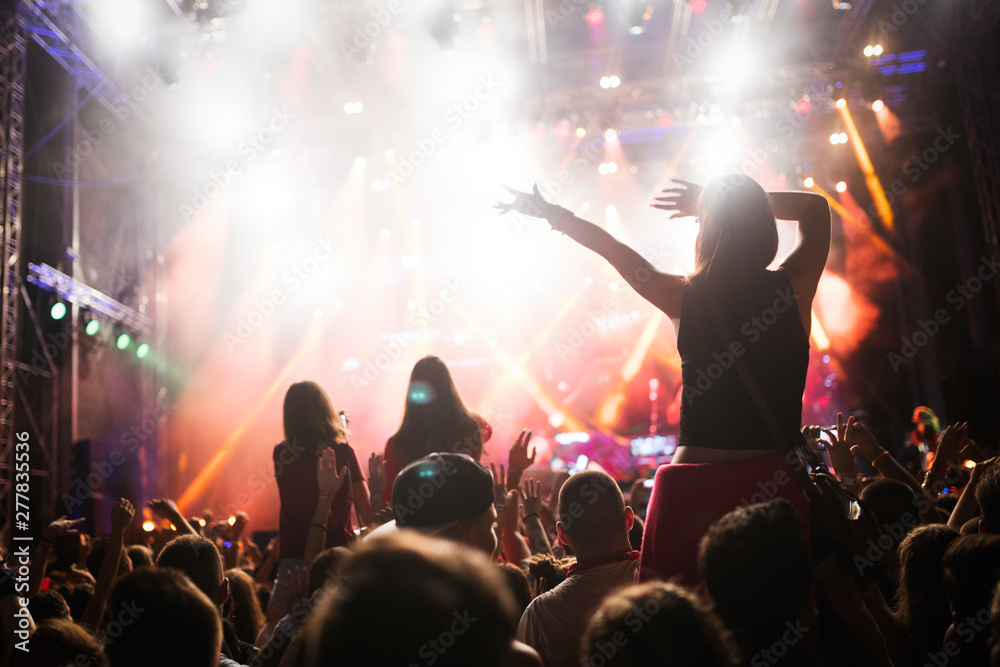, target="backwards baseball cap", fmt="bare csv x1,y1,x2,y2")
392,452,494,529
